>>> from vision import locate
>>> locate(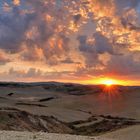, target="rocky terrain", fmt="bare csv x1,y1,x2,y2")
0,125,140,140
0,107,139,136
